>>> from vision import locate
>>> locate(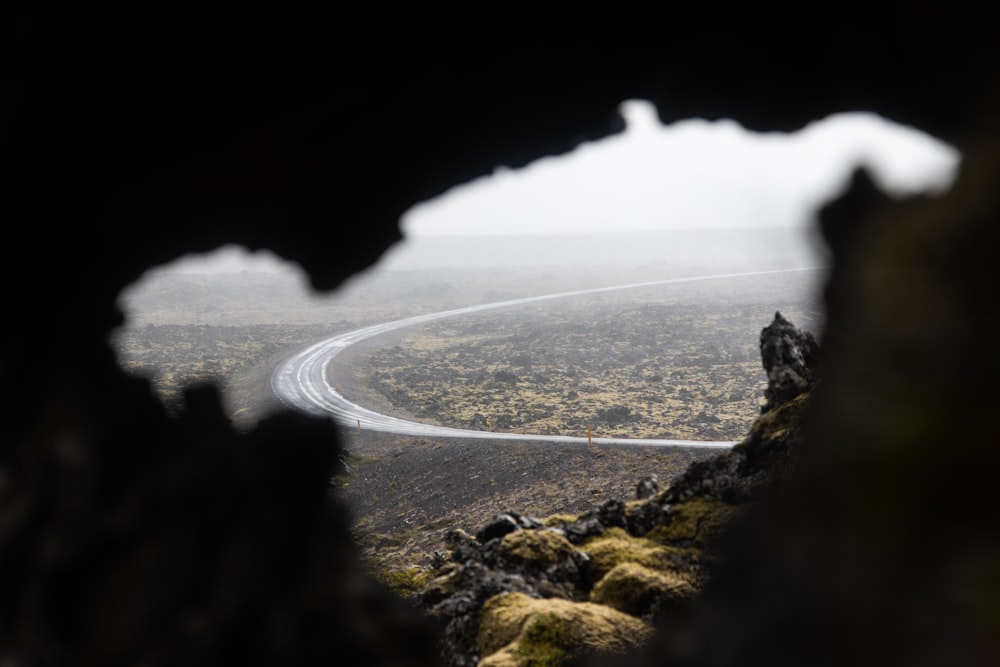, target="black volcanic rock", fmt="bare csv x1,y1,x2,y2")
475,515,521,543
760,311,821,413
562,512,608,544
599,498,628,529
474,512,544,544
635,474,660,500
468,413,489,431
